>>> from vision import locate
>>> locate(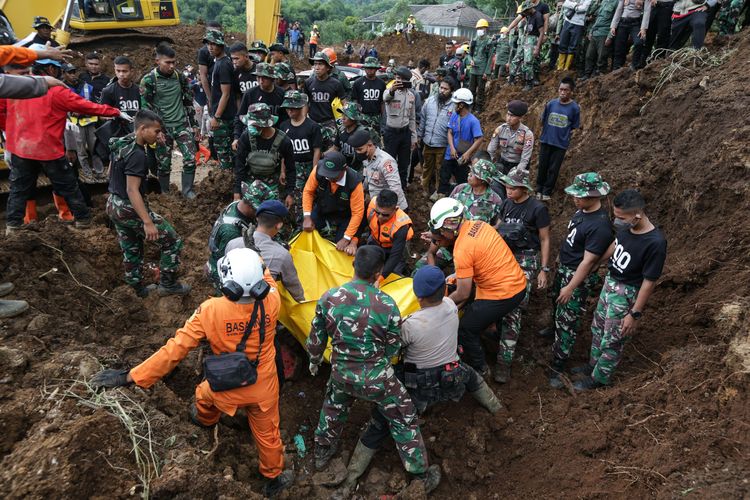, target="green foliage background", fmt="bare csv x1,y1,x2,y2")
178,0,519,43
